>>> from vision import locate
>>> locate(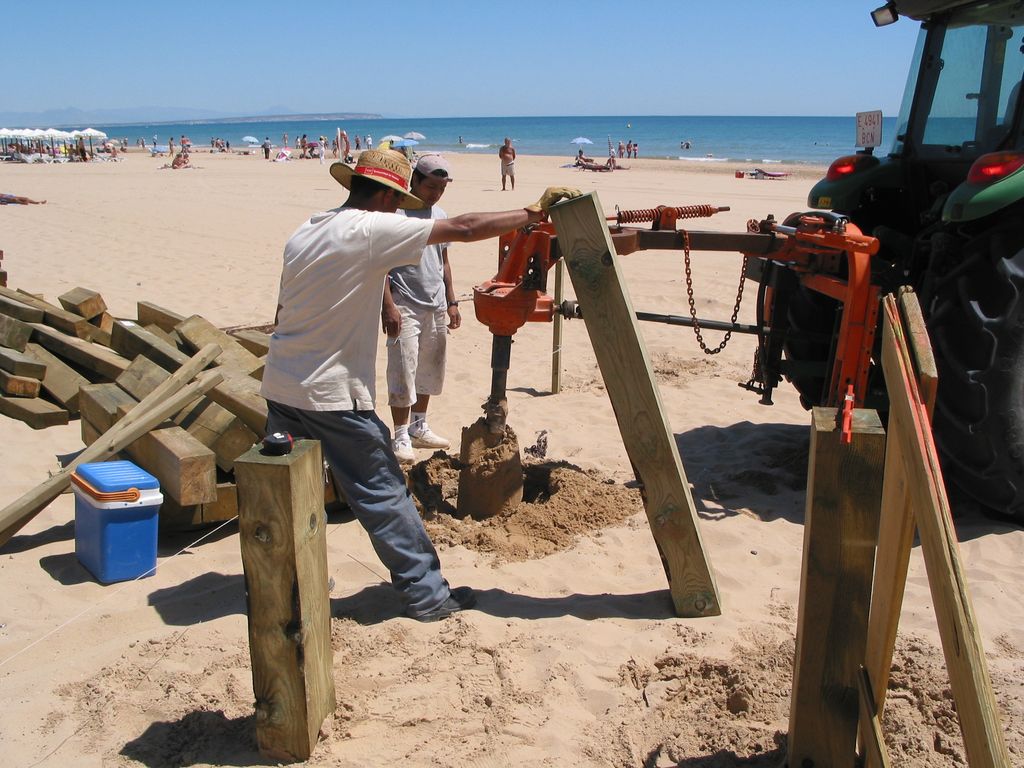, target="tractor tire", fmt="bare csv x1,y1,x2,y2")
926,220,1024,521
783,283,837,409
